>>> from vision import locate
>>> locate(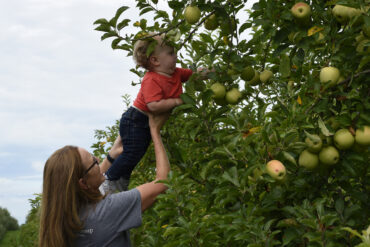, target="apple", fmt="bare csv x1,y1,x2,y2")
319,146,340,166
332,5,363,25
246,71,260,86
334,129,354,150
305,134,322,153
259,70,273,84
332,5,351,24
184,6,201,24
210,82,226,99
225,88,241,105
356,39,370,54
320,67,340,85
355,126,370,146
299,149,319,170
204,14,218,30
266,160,286,181
291,2,311,20
241,66,255,81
